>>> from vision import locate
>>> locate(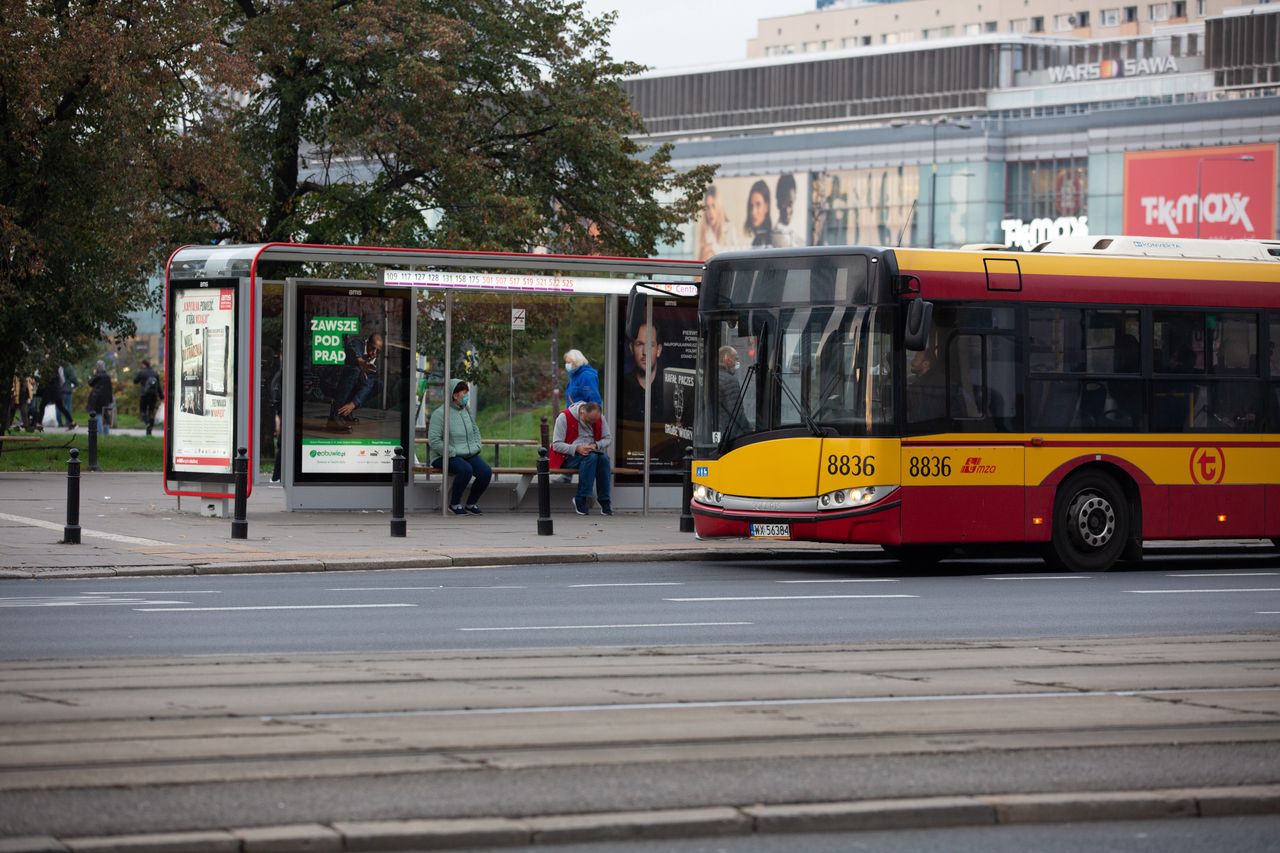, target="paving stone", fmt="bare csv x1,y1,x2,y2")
527,807,750,843
333,818,528,850
232,823,342,852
